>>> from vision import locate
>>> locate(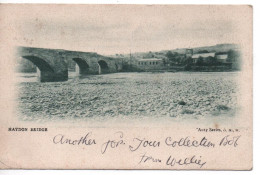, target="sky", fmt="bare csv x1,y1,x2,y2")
2,5,252,55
